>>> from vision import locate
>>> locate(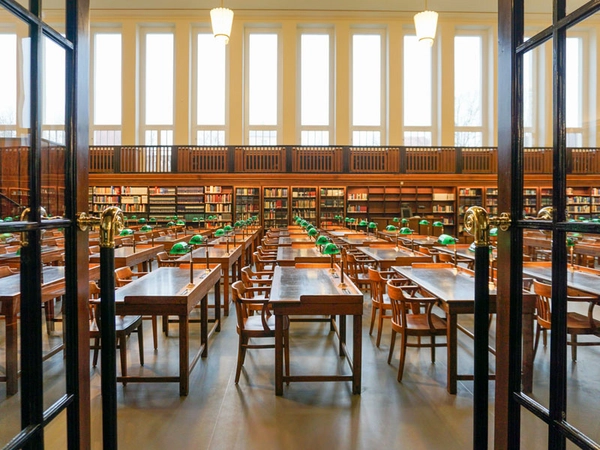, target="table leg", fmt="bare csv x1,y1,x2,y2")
214,279,221,332
275,314,284,396
6,306,18,395
339,315,346,357
180,315,189,396
353,314,362,395
201,293,208,358
447,312,458,395
522,310,534,393
223,264,230,316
